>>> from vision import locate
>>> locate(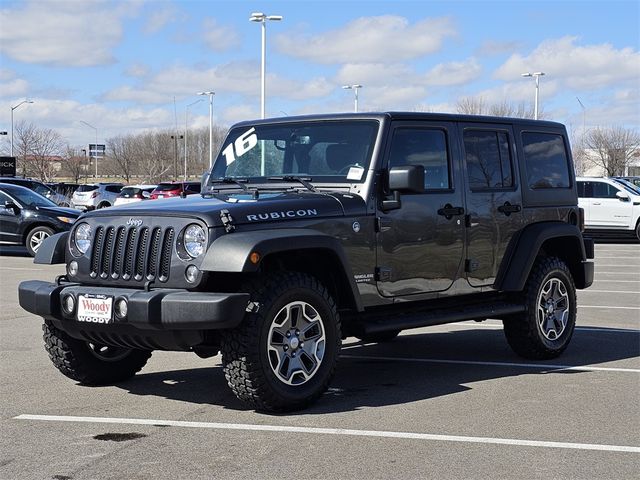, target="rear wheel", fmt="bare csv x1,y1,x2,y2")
221,272,341,412
97,202,110,209
43,321,152,385
26,226,54,257
503,257,576,359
